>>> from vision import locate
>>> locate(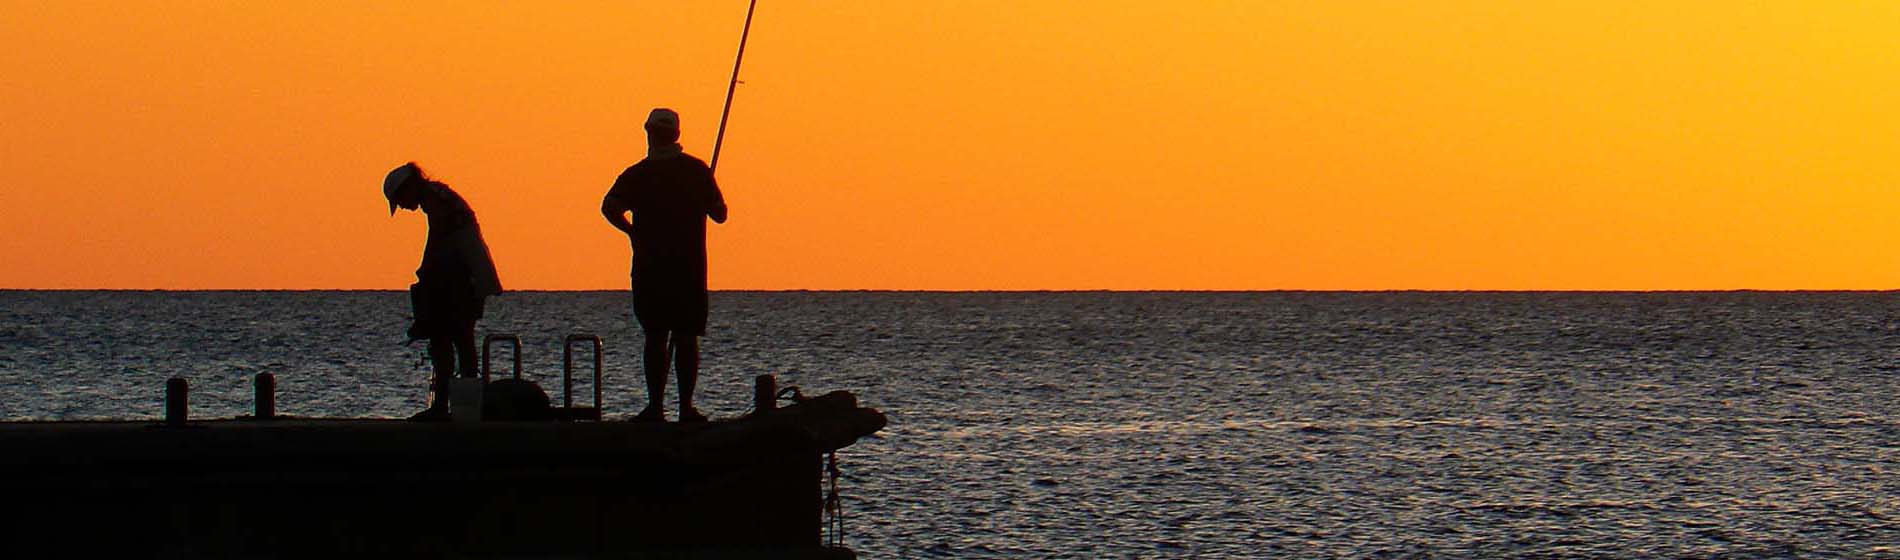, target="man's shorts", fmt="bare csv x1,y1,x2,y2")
632,273,707,336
